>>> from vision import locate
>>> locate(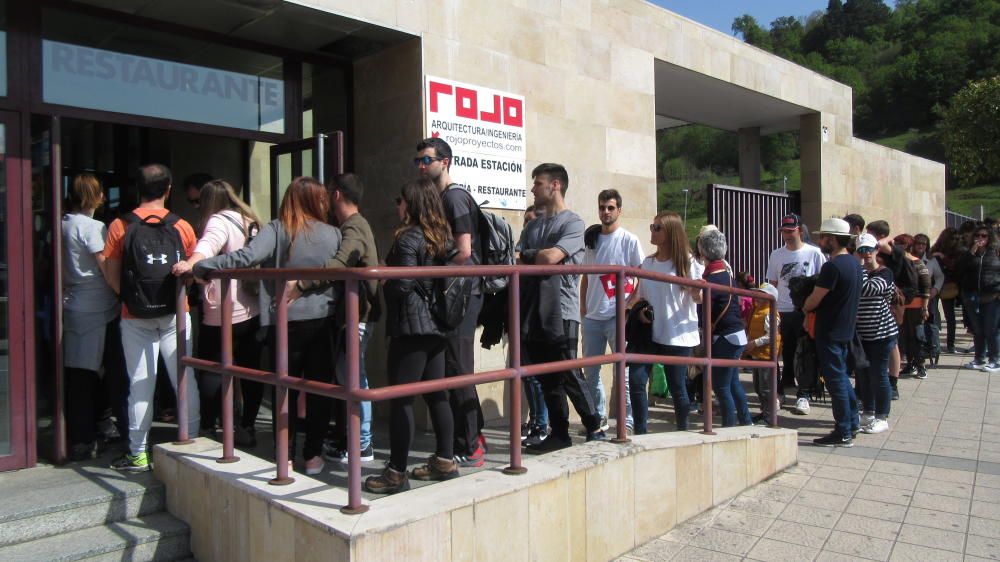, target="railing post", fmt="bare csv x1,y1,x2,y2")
702,284,716,435
218,280,239,463
768,299,779,428
173,283,194,445
269,279,295,485
611,269,630,444
341,279,370,514
504,271,527,475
